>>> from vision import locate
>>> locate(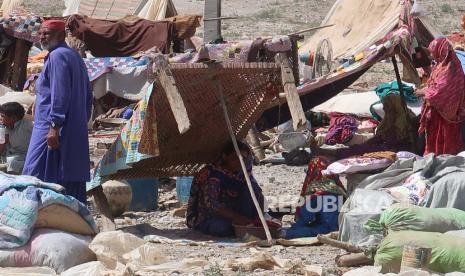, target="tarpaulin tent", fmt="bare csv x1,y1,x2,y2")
257,0,441,131
0,0,23,17
66,15,175,56
63,0,177,21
